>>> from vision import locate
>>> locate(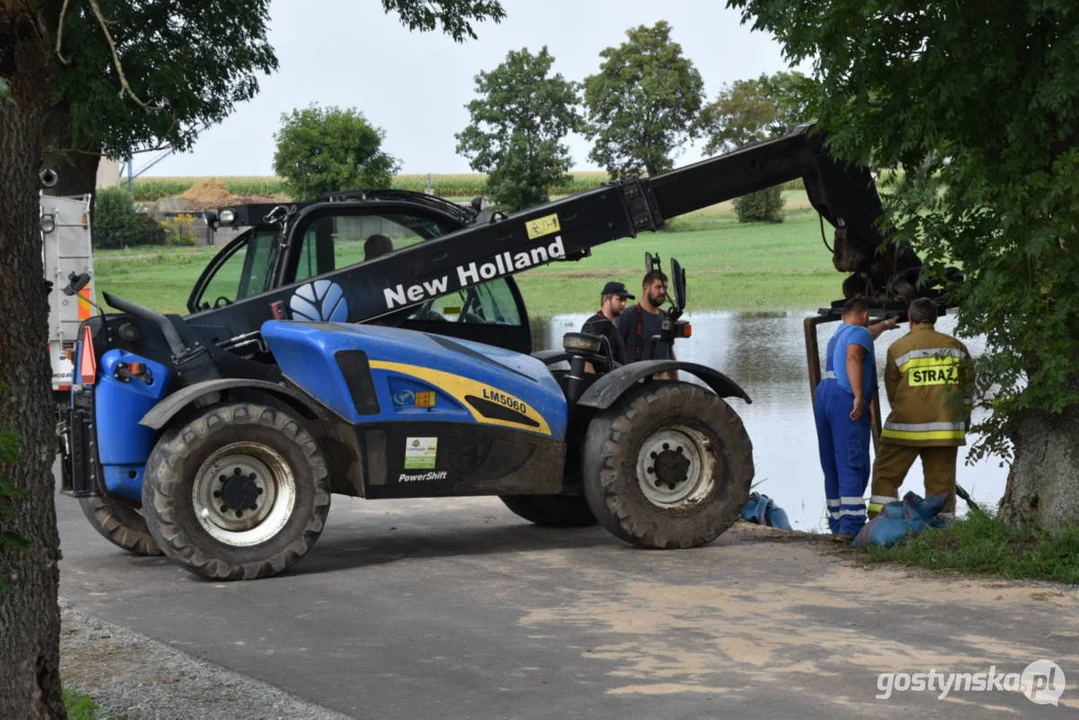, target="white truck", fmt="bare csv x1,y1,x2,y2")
41,193,95,402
